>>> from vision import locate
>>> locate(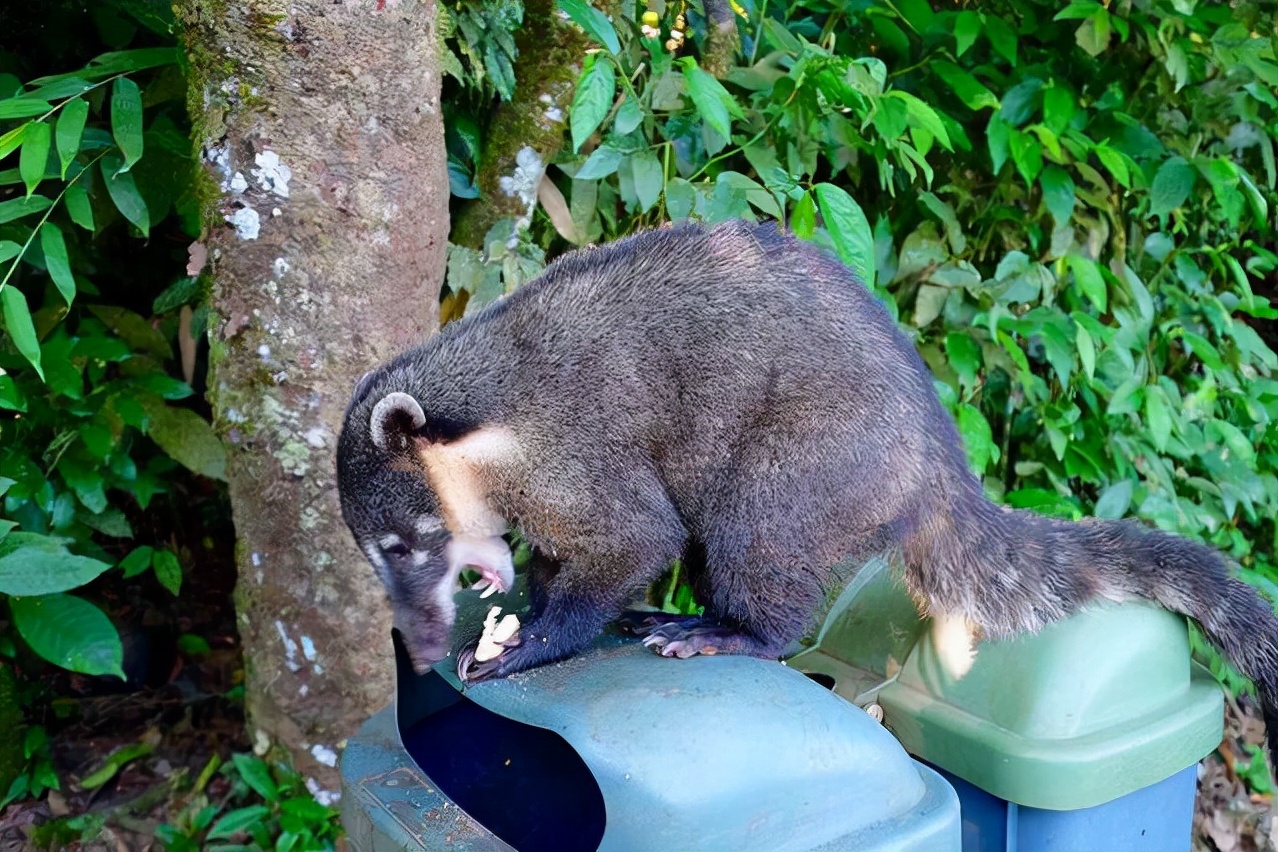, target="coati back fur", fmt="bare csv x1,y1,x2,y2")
336,220,1278,763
